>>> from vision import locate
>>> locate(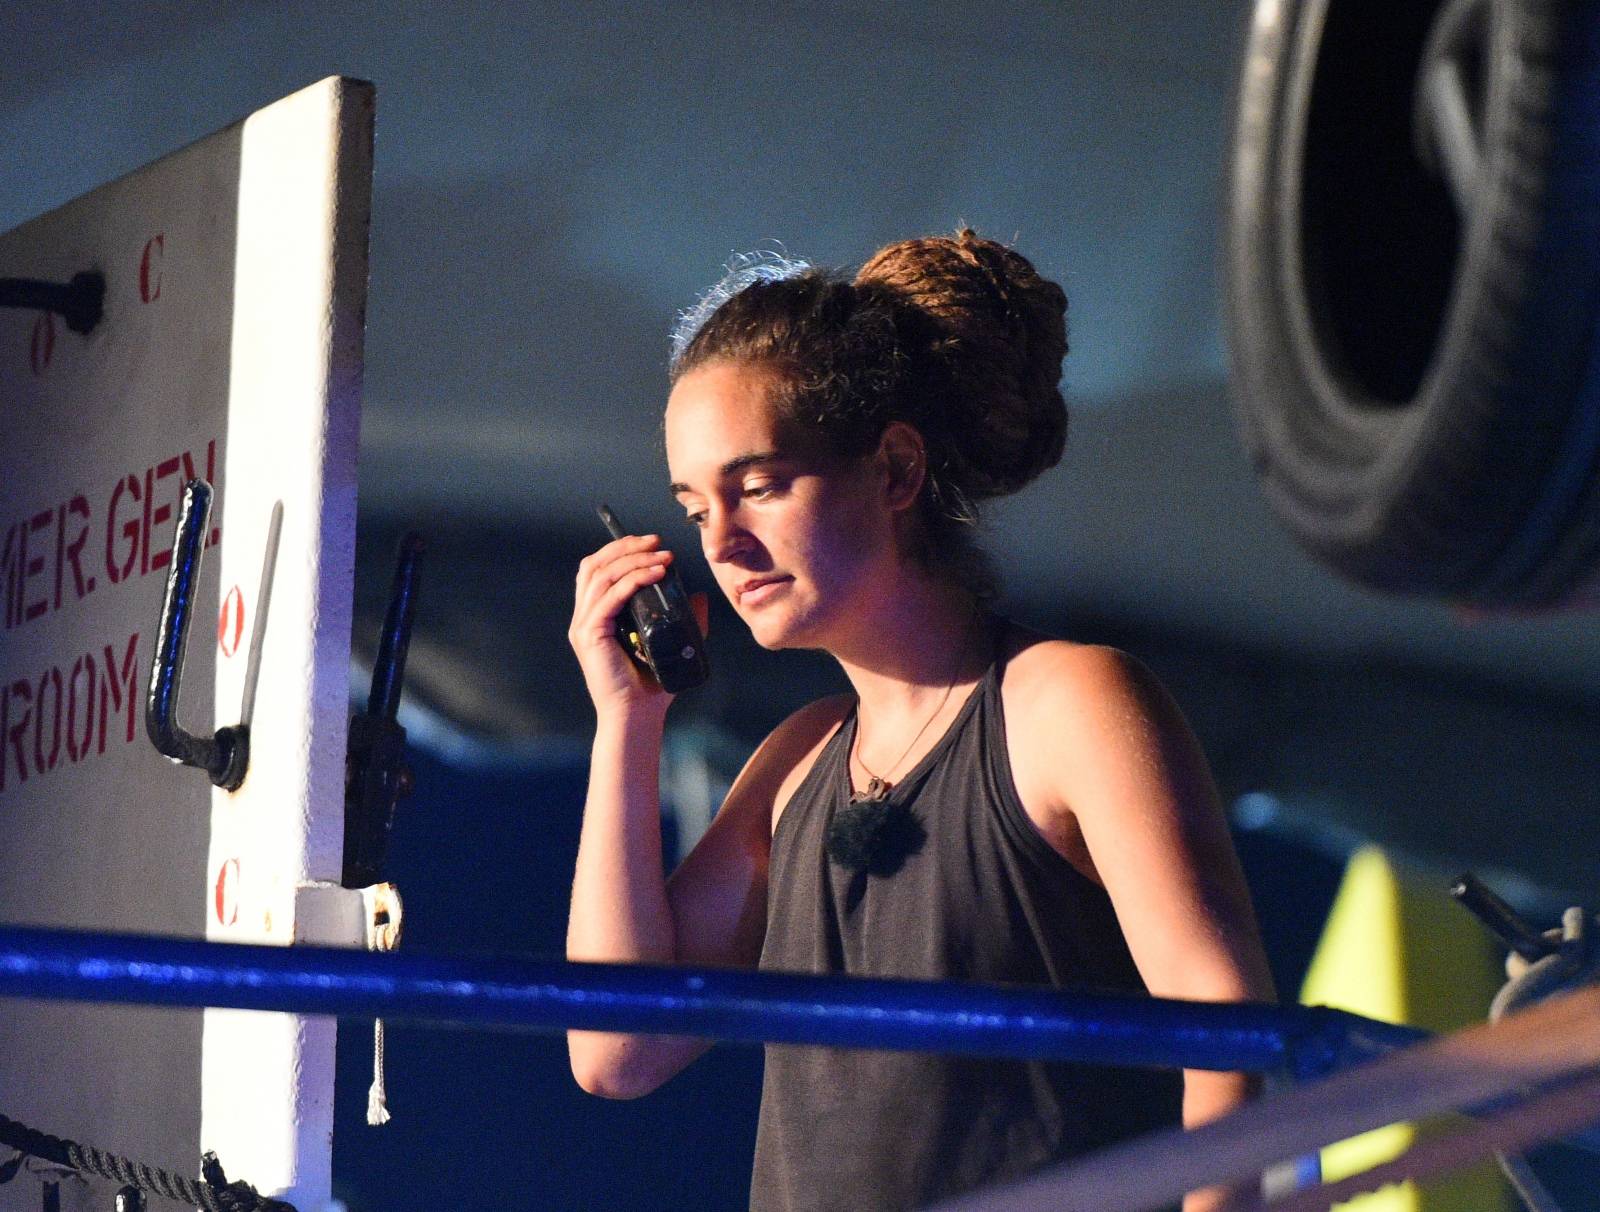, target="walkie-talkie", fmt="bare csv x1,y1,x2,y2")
597,503,710,694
